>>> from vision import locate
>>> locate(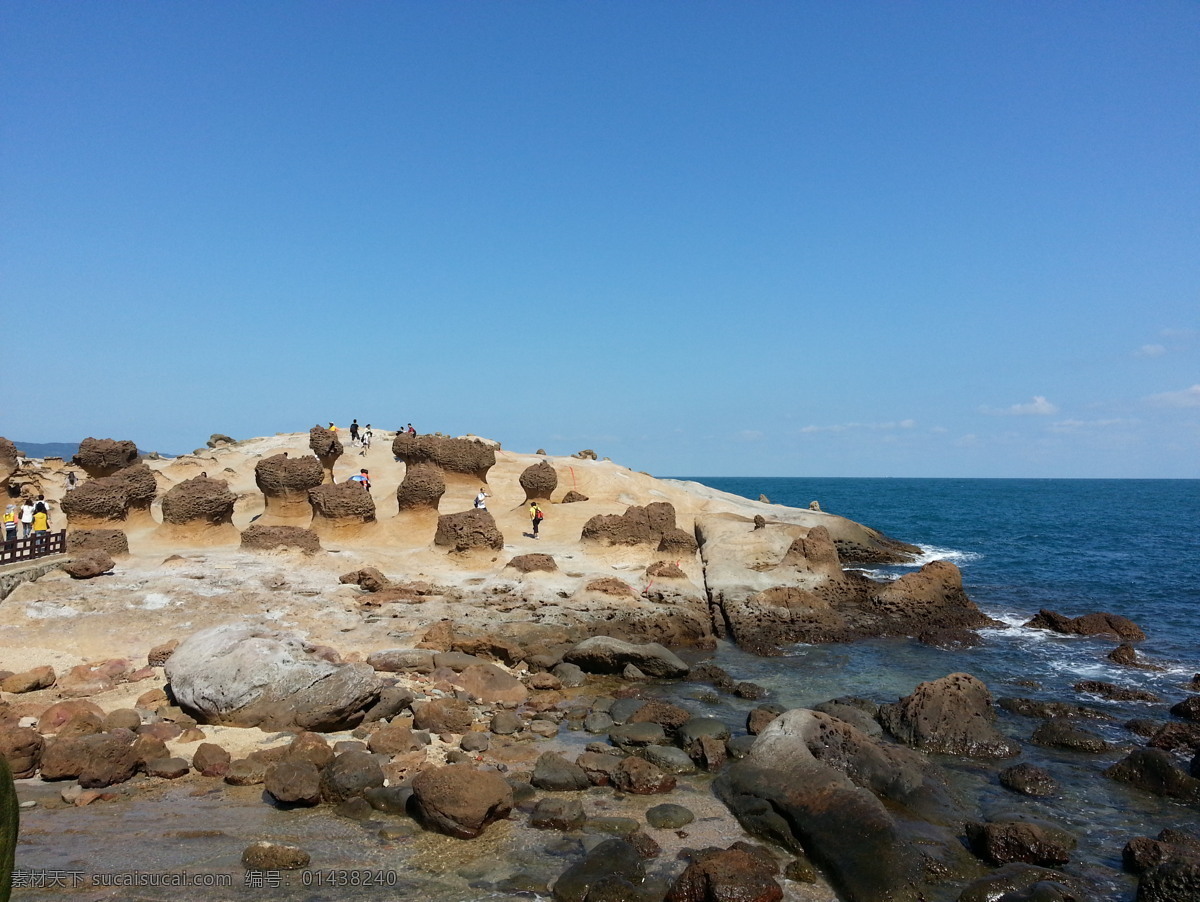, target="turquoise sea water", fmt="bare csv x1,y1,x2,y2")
663,477,1200,899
